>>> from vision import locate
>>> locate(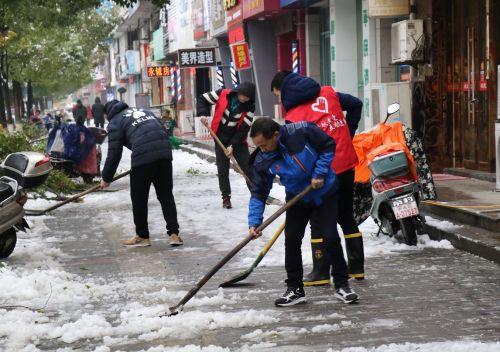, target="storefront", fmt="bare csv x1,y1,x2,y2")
423,0,499,172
